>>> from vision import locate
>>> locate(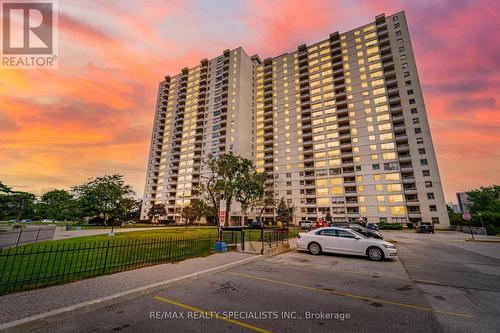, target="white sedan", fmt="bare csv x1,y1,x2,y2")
296,227,397,261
